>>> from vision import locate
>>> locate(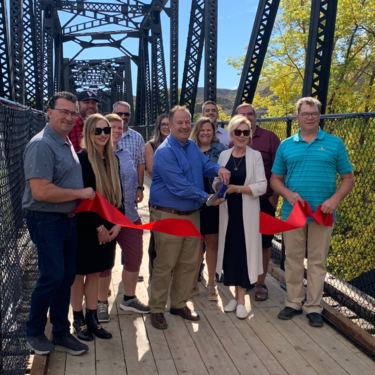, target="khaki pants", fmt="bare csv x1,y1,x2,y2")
283,222,334,314
149,207,200,313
